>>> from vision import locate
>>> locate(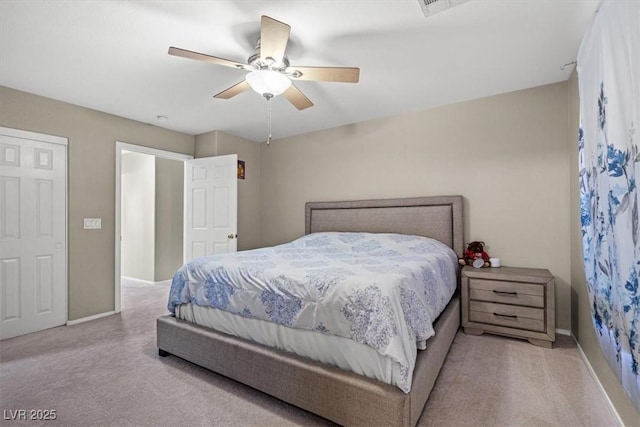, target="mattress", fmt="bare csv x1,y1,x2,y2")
168,232,458,392
175,302,402,387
